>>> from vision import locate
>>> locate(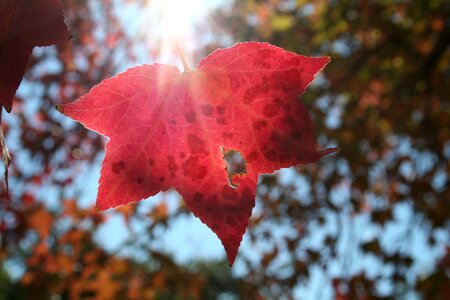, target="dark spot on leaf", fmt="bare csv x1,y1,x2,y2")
270,132,289,150
217,105,225,115
291,130,302,140
187,134,206,154
112,161,125,174
201,104,213,116
222,132,233,139
136,177,143,184
185,111,196,123
263,103,280,118
216,117,227,125
179,152,186,159
182,156,208,180
269,132,281,142
282,116,296,127
148,159,155,166
269,132,290,153
159,177,165,182
193,192,204,202
243,87,259,104
168,155,179,175
253,119,267,131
